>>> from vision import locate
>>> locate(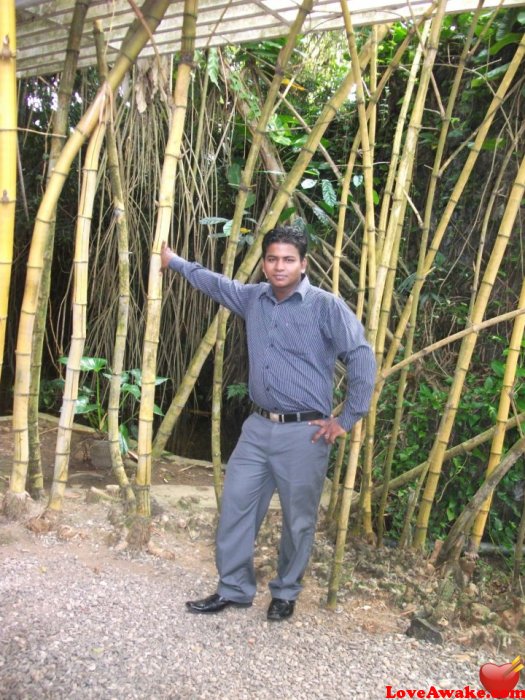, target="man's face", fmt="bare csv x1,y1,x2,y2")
262,242,306,299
